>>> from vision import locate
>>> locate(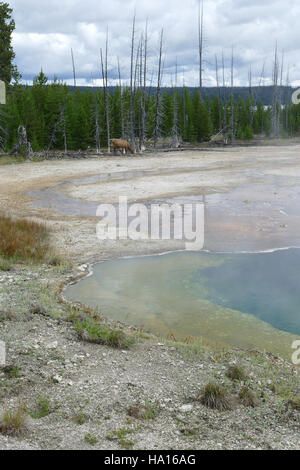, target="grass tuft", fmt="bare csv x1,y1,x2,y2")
0,404,27,436
0,214,51,263
0,256,12,271
200,382,232,411
226,364,247,382
238,387,259,408
127,401,159,420
30,395,52,419
74,317,135,349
